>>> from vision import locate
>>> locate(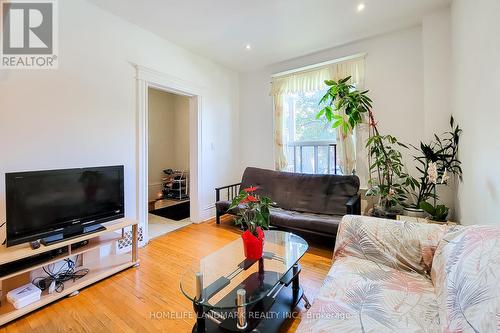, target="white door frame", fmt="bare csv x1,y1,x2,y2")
134,64,204,245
